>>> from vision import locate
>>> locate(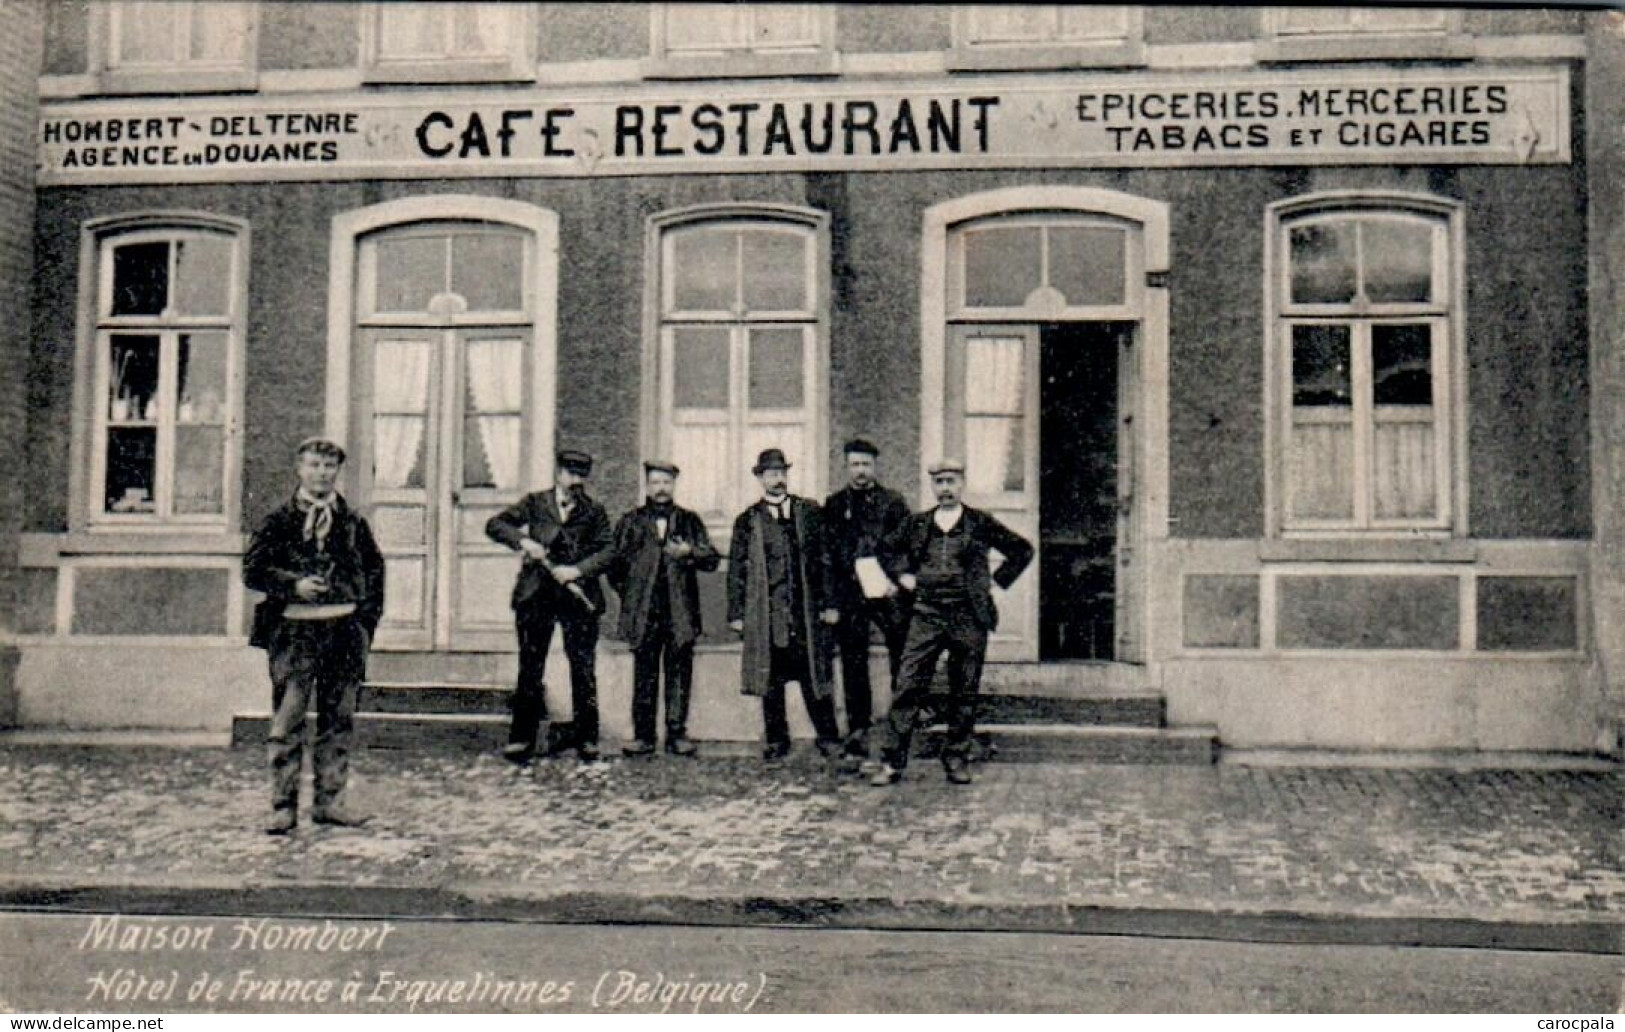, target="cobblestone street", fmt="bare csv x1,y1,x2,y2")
1,743,1619,936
